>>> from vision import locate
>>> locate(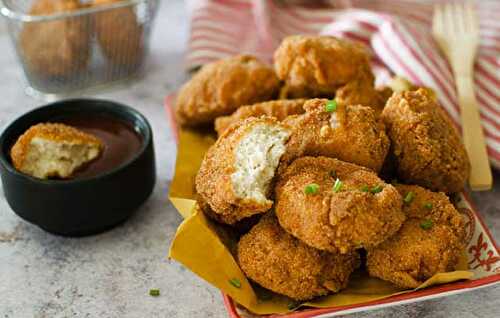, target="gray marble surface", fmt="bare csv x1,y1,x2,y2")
0,1,499,317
